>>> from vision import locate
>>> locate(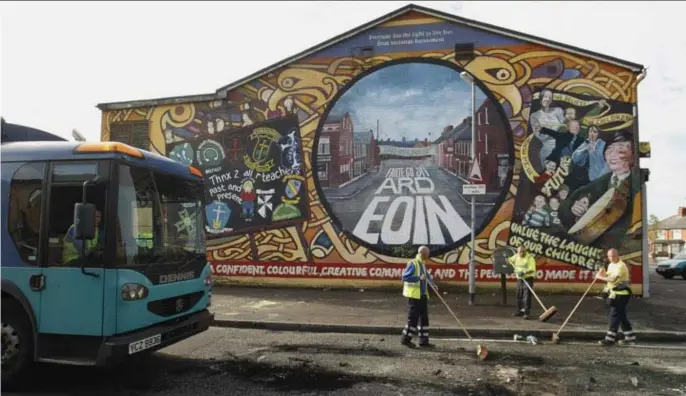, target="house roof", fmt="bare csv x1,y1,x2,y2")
324,114,345,124
655,214,686,230
97,3,645,111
